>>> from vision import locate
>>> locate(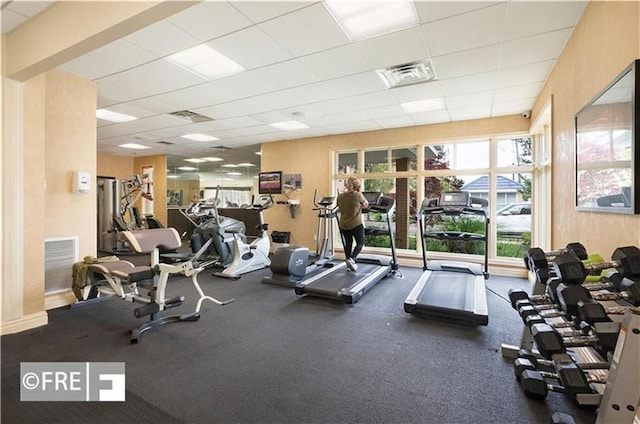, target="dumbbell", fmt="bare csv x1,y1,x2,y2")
519,360,605,406
556,277,640,318
509,279,621,311
524,243,588,270
576,299,640,325
515,349,609,374
531,322,620,359
523,243,588,283
553,246,640,285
